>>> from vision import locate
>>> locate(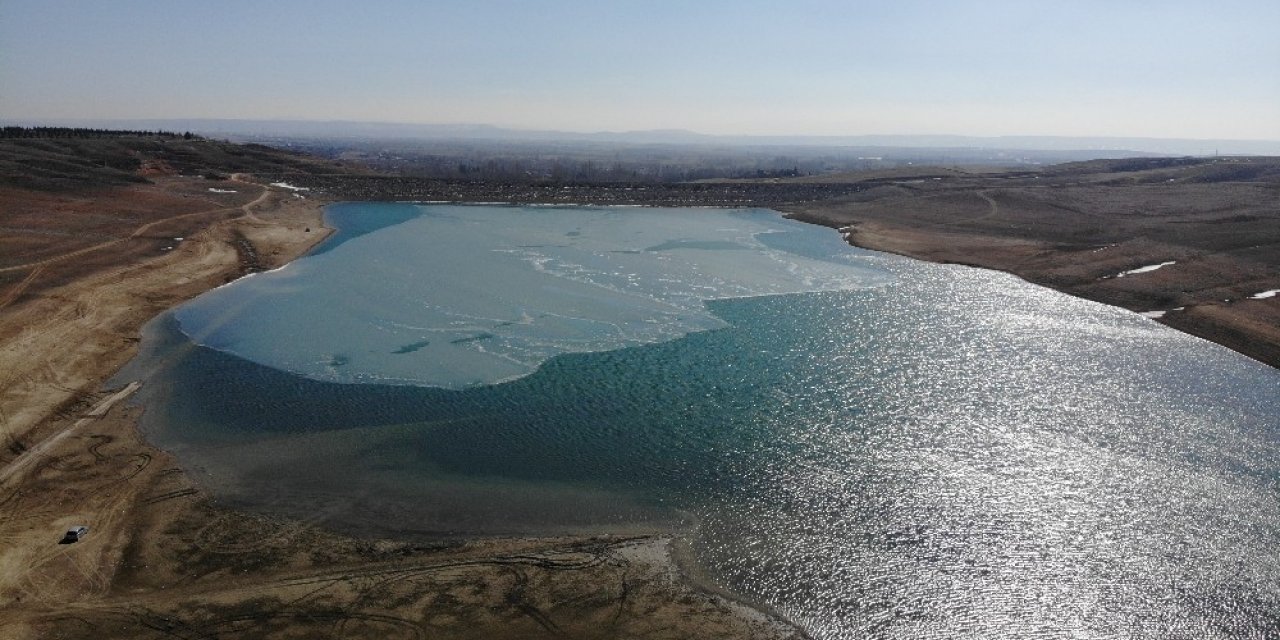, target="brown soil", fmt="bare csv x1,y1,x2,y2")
0,177,801,639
